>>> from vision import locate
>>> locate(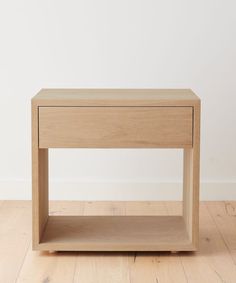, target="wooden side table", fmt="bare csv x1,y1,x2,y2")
32,89,200,251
